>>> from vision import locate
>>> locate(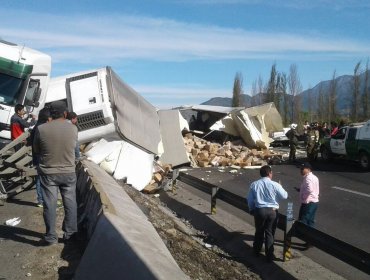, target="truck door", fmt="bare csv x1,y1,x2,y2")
330,127,347,155
66,72,103,115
